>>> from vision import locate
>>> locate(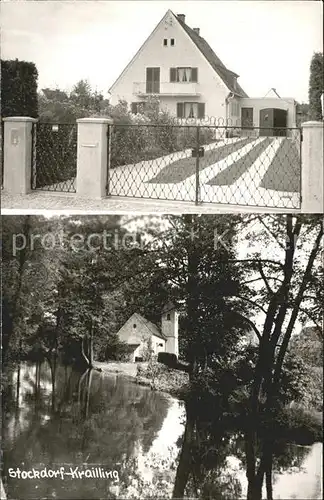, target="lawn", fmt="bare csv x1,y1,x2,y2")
148,137,254,184
260,139,301,192
208,137,272,185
